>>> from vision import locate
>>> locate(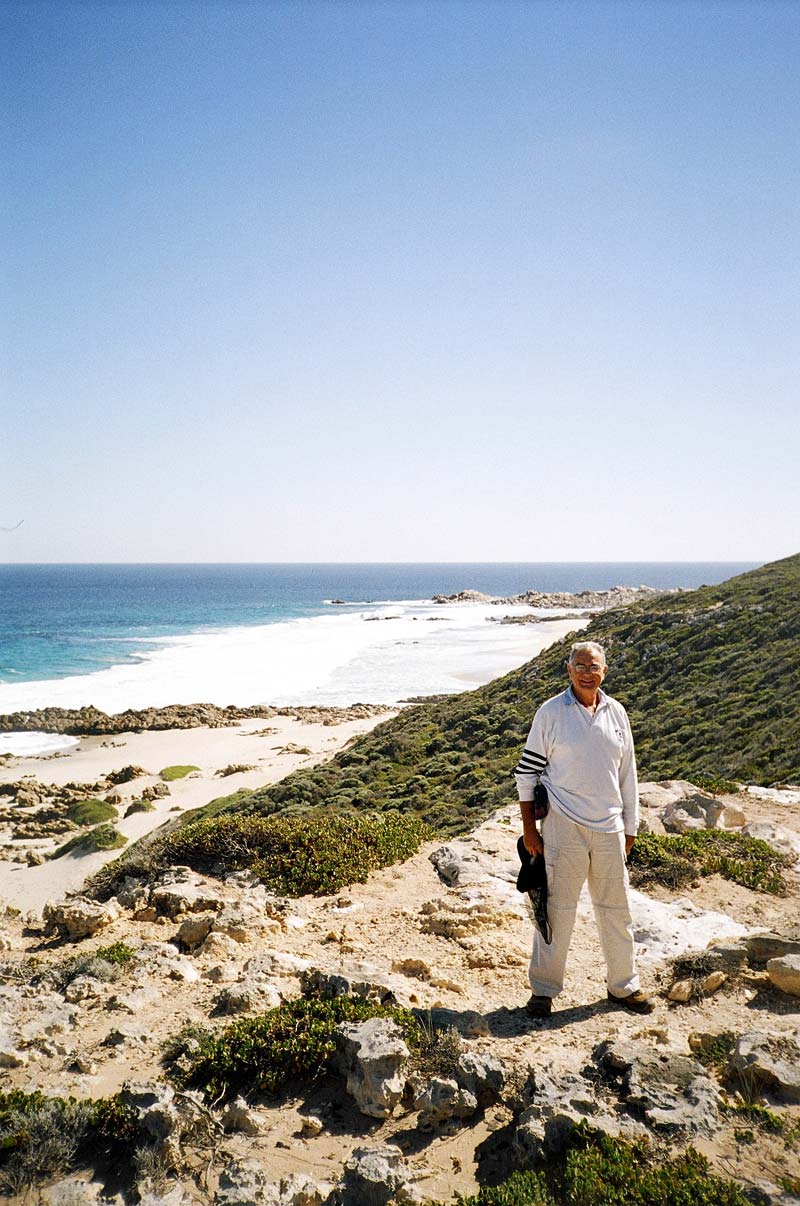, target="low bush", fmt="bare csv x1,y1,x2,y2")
66,798,117,826
89,809,430,899
174,995,422,1102
0,1090,139,1193
159,765,199,781
124,798,155,816
434,1123,754,1206
50,824,128,860
628,830,792,895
